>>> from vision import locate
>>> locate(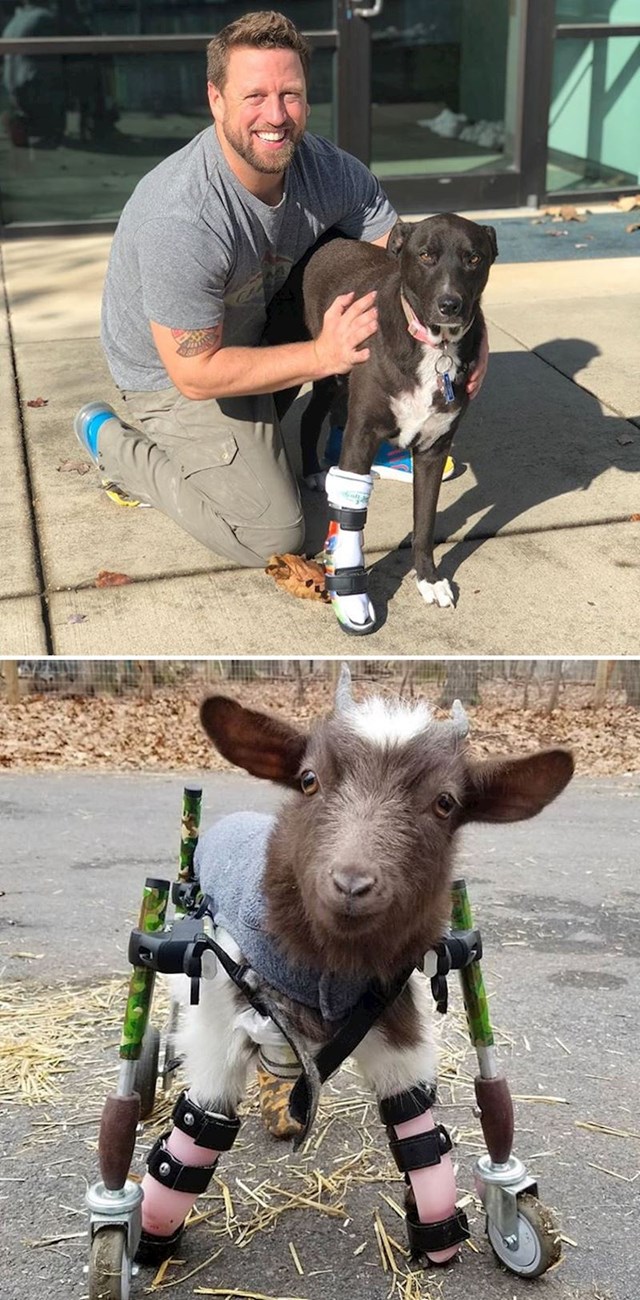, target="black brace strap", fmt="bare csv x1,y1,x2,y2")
147,1132,218,1193
324,567,369,597
329,504,368,530
388,1125,452,1174
172,1090,240,1150
378,1082,436,1127
406,1206,470,1259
